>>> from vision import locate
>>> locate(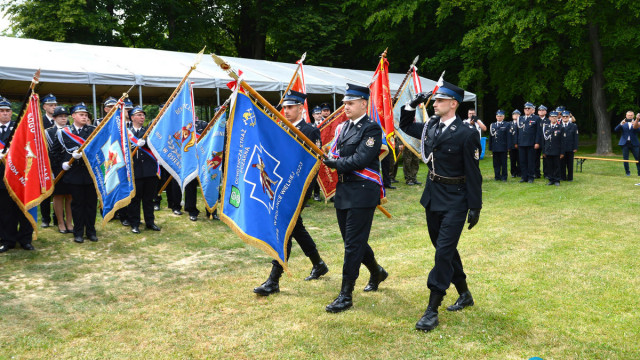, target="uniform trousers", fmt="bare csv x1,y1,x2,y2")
381,155,392,187
183,179,200,216
547,155,561,183
271,215,319,268
128,176,159,227
534,148,542,178
621,143,640,175
426,208,467,296
519,146,536,181
509,149,520,177
560,152,575,181
0,189,33,247
336,207,377,282
404,150,420,182
492,152,508,180
40,195,52,224
70,183,98,238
